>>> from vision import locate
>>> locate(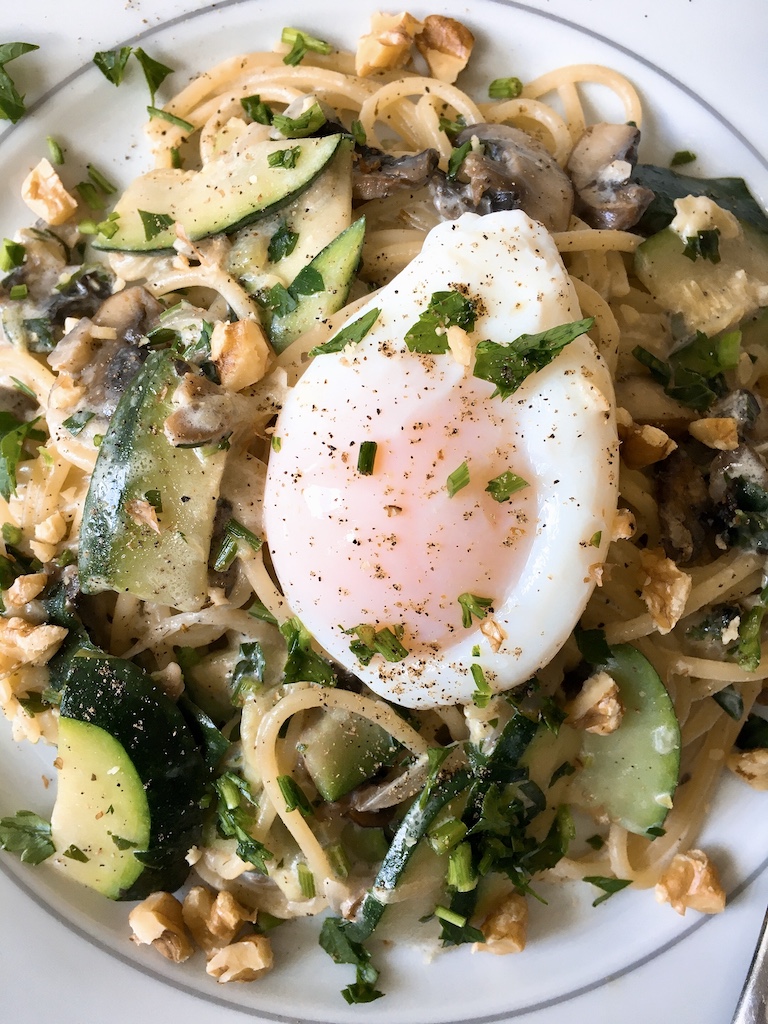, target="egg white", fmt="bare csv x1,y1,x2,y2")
264,210,618,708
